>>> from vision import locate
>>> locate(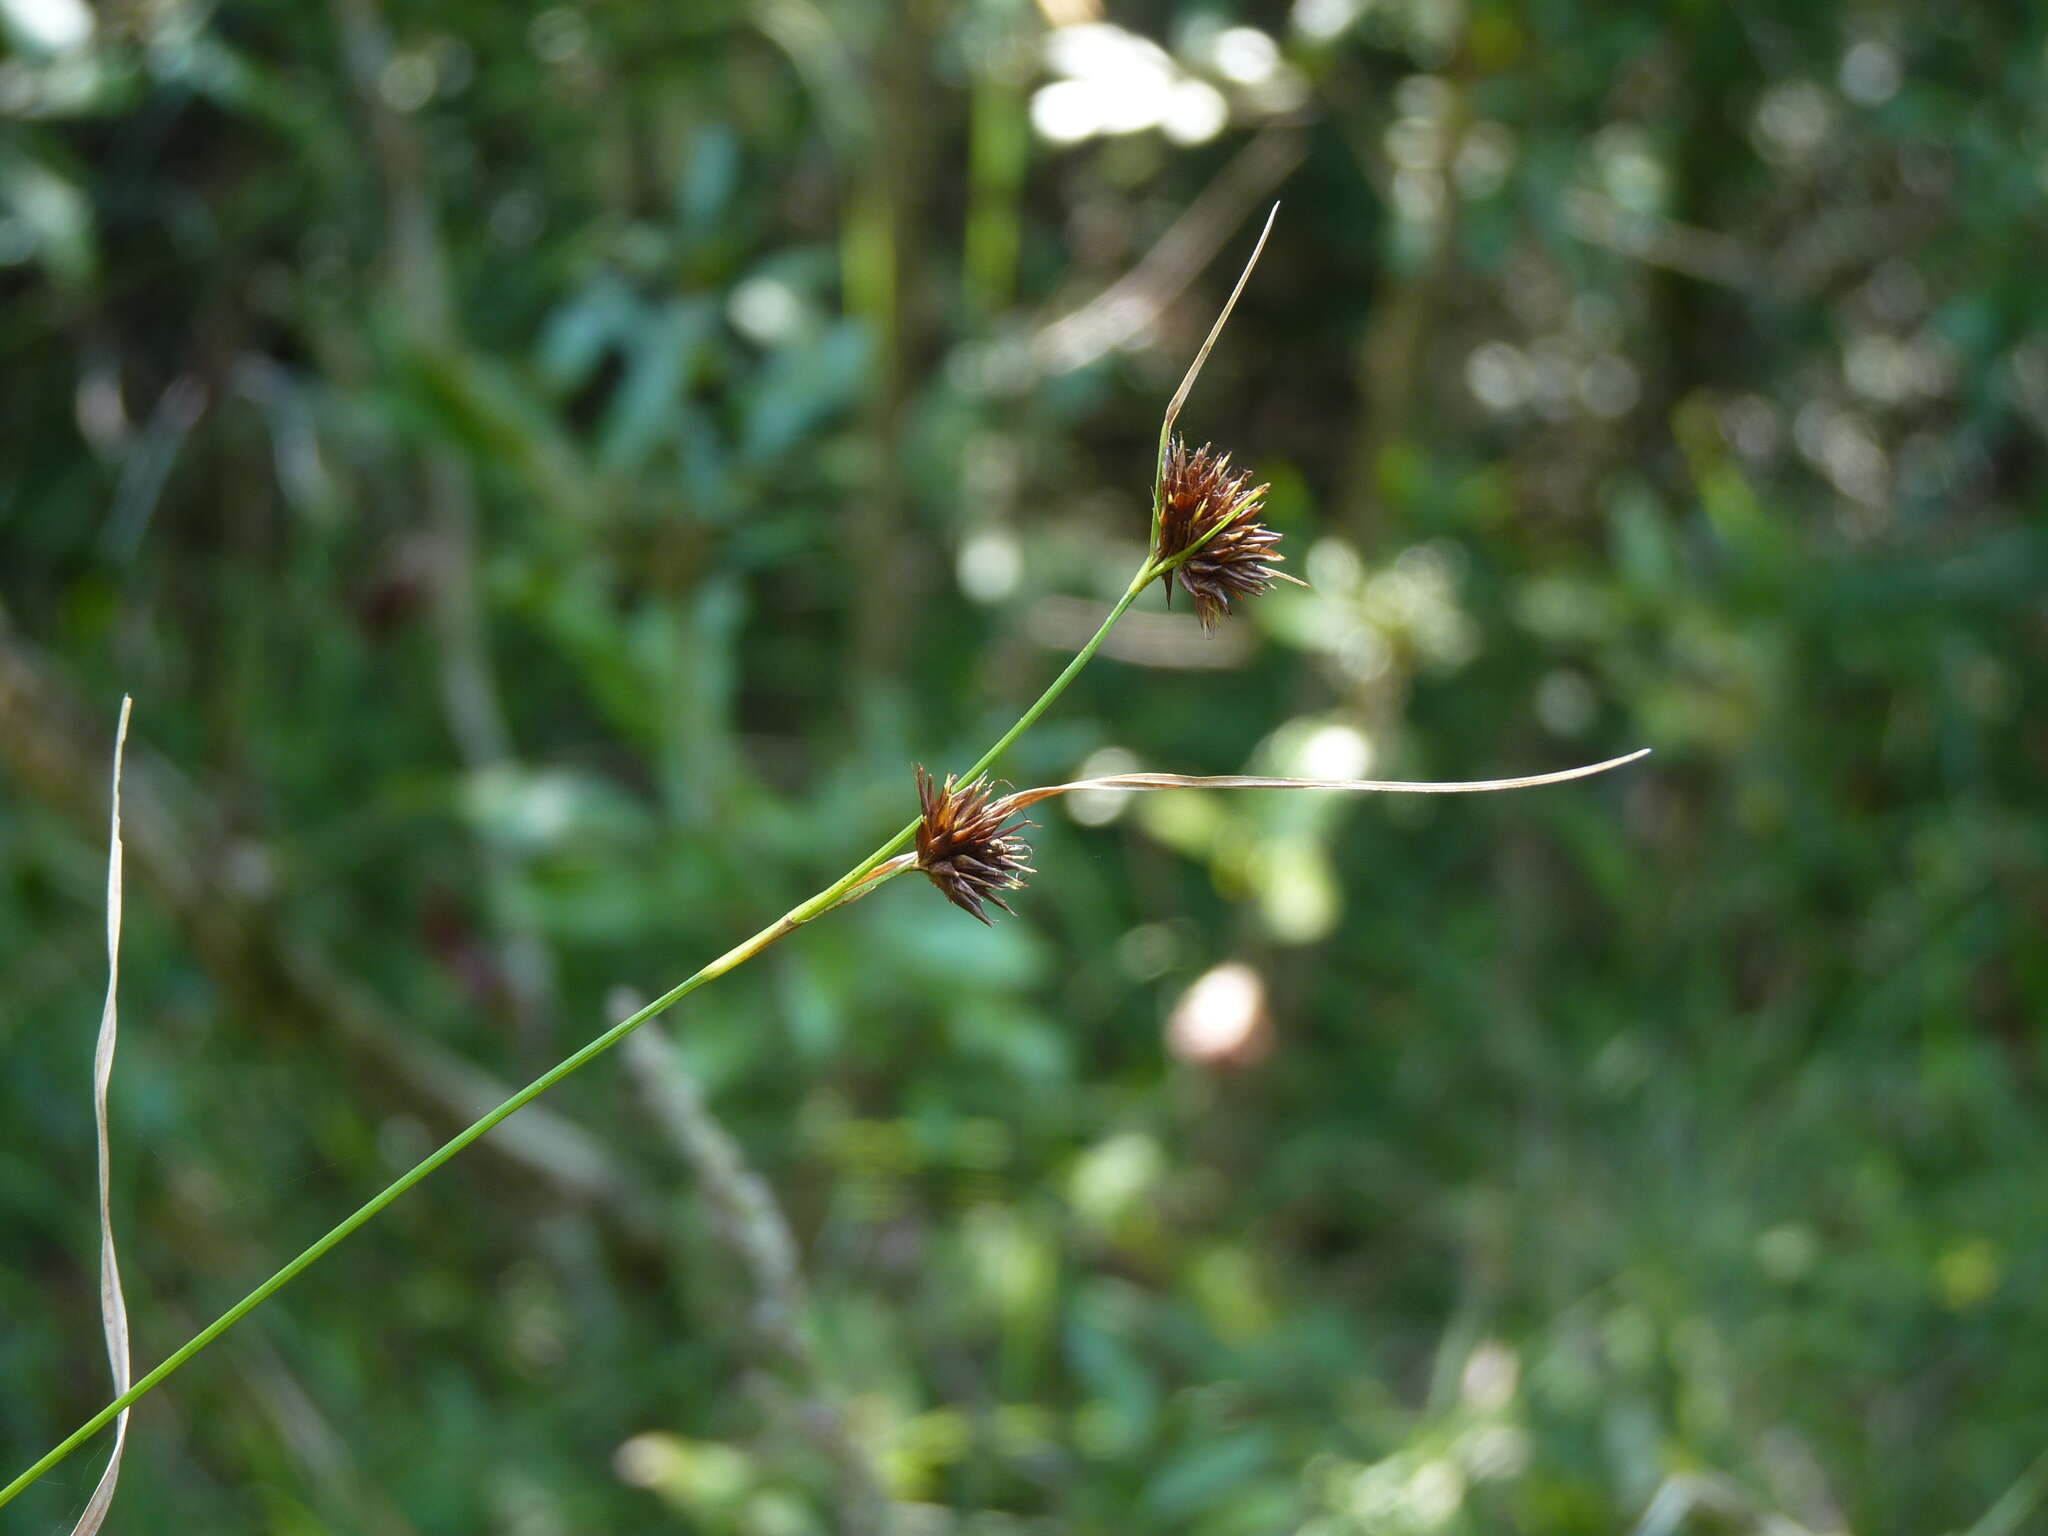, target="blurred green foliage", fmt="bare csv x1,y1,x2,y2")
4,0,2046,1532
